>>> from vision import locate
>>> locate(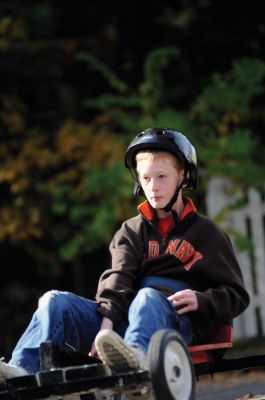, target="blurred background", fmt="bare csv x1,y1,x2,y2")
0,0,264,358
